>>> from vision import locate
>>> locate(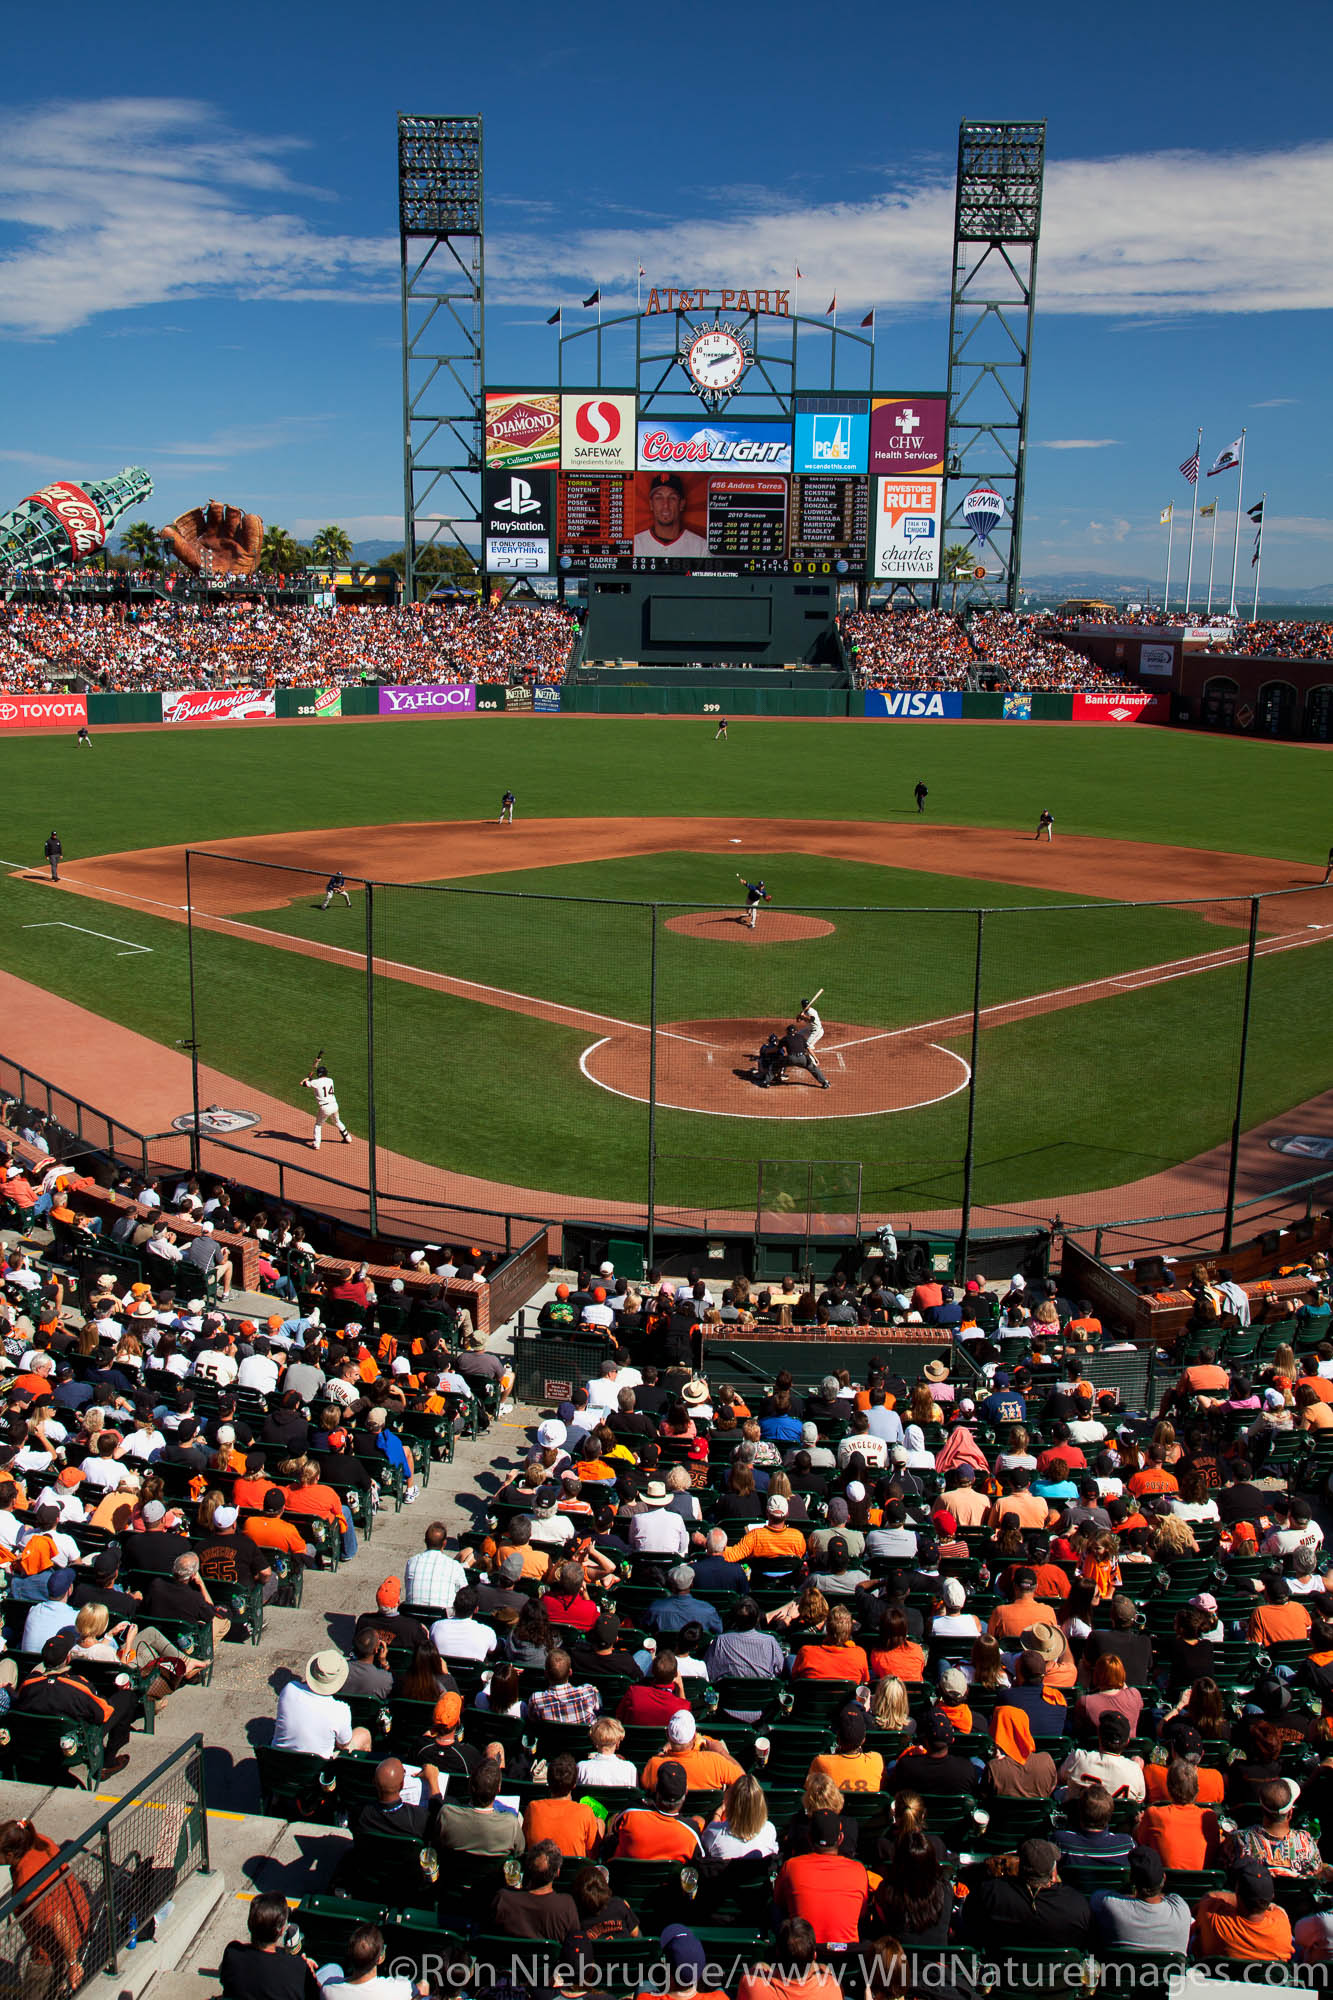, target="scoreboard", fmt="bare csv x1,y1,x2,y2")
494,386,946,578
